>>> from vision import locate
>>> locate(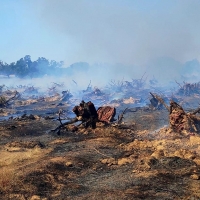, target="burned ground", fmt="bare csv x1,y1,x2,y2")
0,106,200,200
0,80,200,200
